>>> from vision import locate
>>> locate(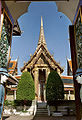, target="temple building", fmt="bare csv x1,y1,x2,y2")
61,75,74,100
61,59,74,100
21,17,64,101
6,59,21,101
6,18,75,101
